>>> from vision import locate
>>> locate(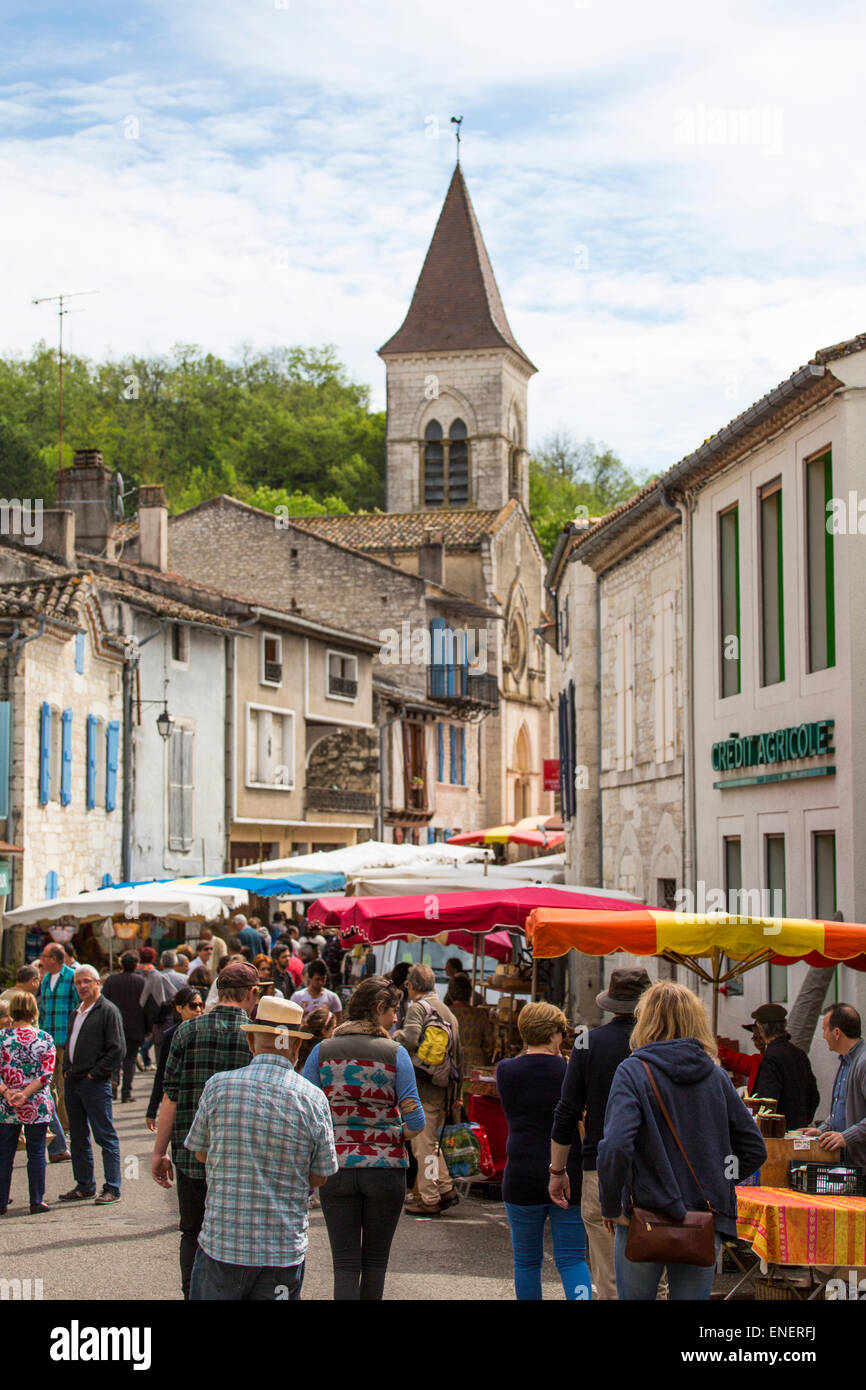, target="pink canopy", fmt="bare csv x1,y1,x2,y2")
339,927,514,961
308,886,639,946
